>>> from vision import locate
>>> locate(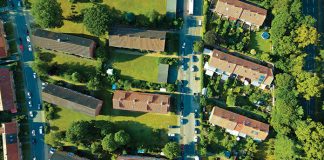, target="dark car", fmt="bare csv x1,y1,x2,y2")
26,29,29,35
168,125,178,128
32,138,36,144
19,38,22,43
195,120,200,126
180,102,184,110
